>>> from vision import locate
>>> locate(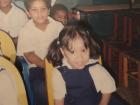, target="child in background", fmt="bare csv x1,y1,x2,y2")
0,0,28,45
50,3,68,25
47,20,116,105
17,0,63,105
